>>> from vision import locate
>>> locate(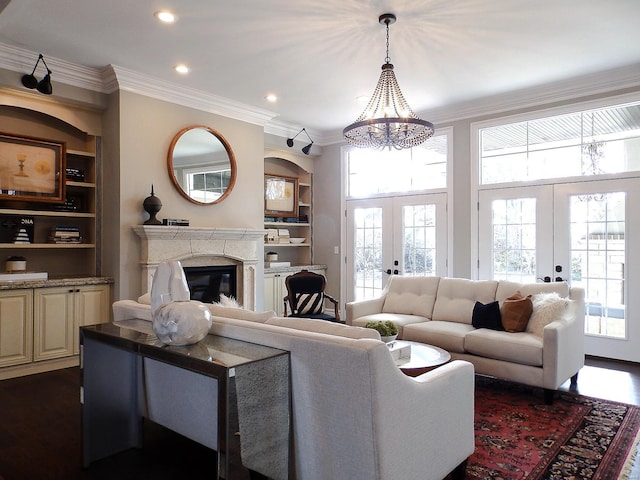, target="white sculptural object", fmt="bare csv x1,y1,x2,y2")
150,261,212,345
